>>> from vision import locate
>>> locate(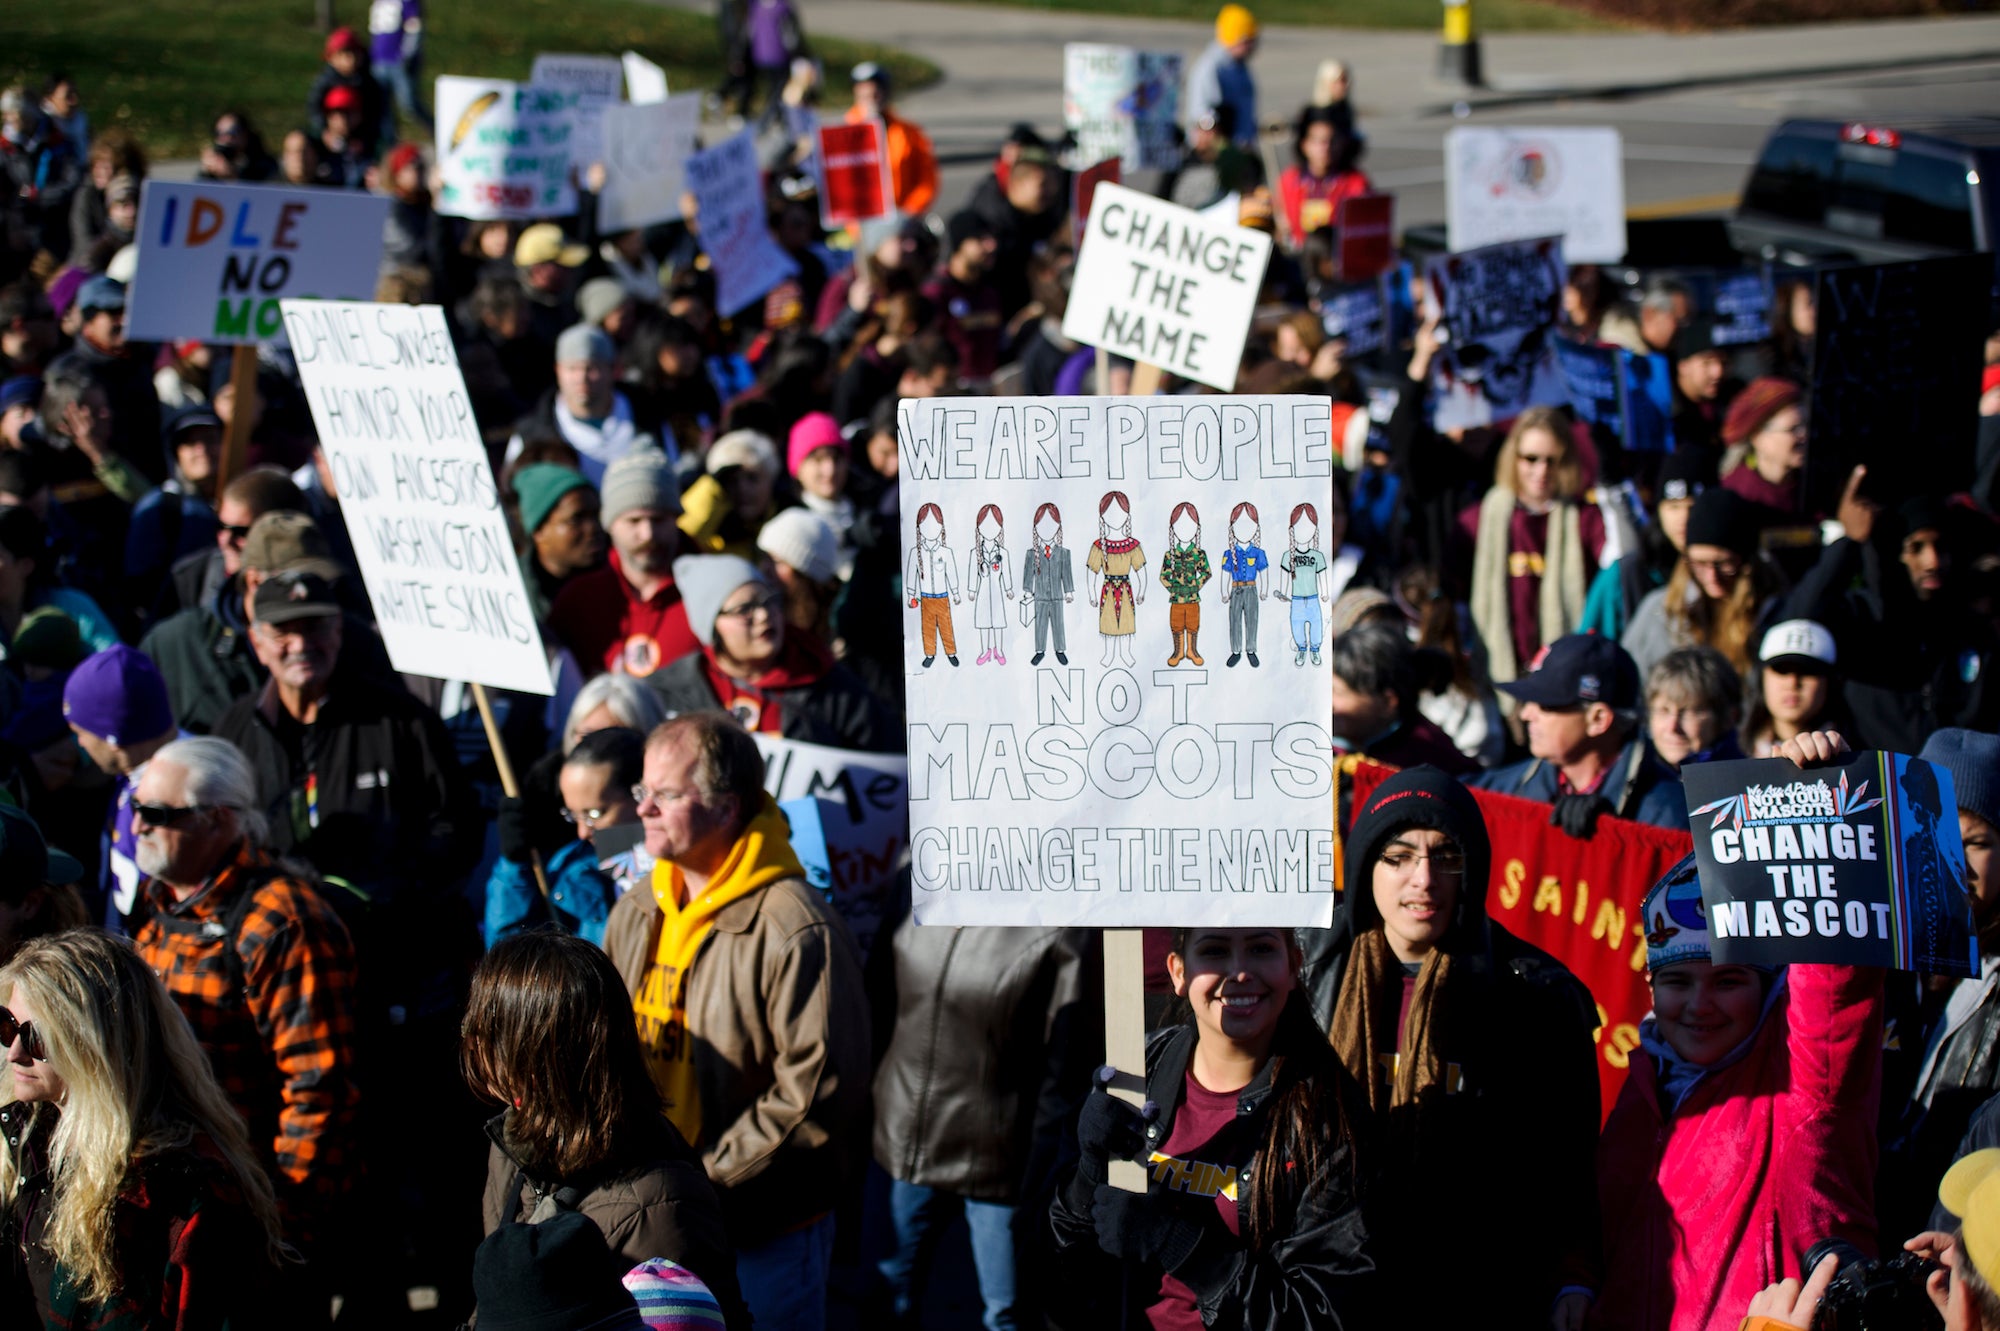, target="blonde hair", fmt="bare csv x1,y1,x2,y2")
1491,407,1583,502
0,931,286,1302
1661,555,1777,677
